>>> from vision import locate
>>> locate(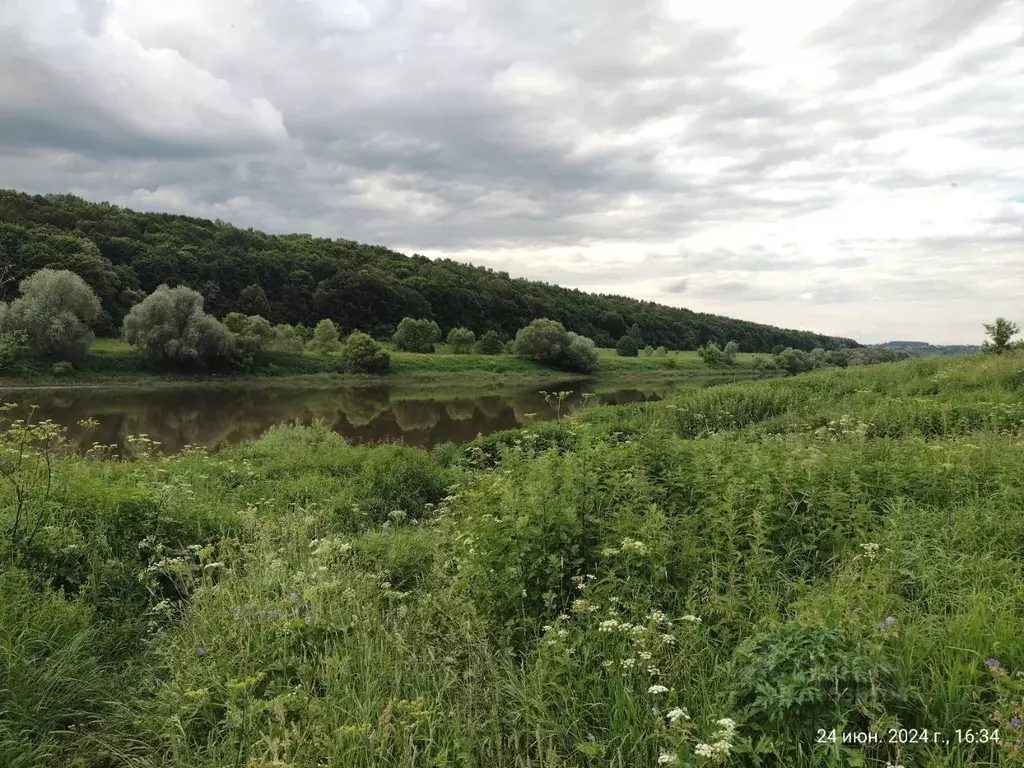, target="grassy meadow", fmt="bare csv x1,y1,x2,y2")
0,338,766,388
3,353,1024,767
